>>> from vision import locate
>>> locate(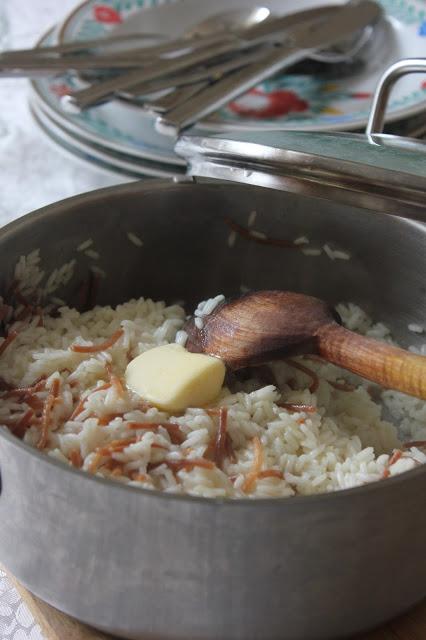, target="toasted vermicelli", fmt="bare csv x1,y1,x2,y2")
70,328,123,353
0,330,18,356
286,359,319,393
38,378,61,449
242,436,264,494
